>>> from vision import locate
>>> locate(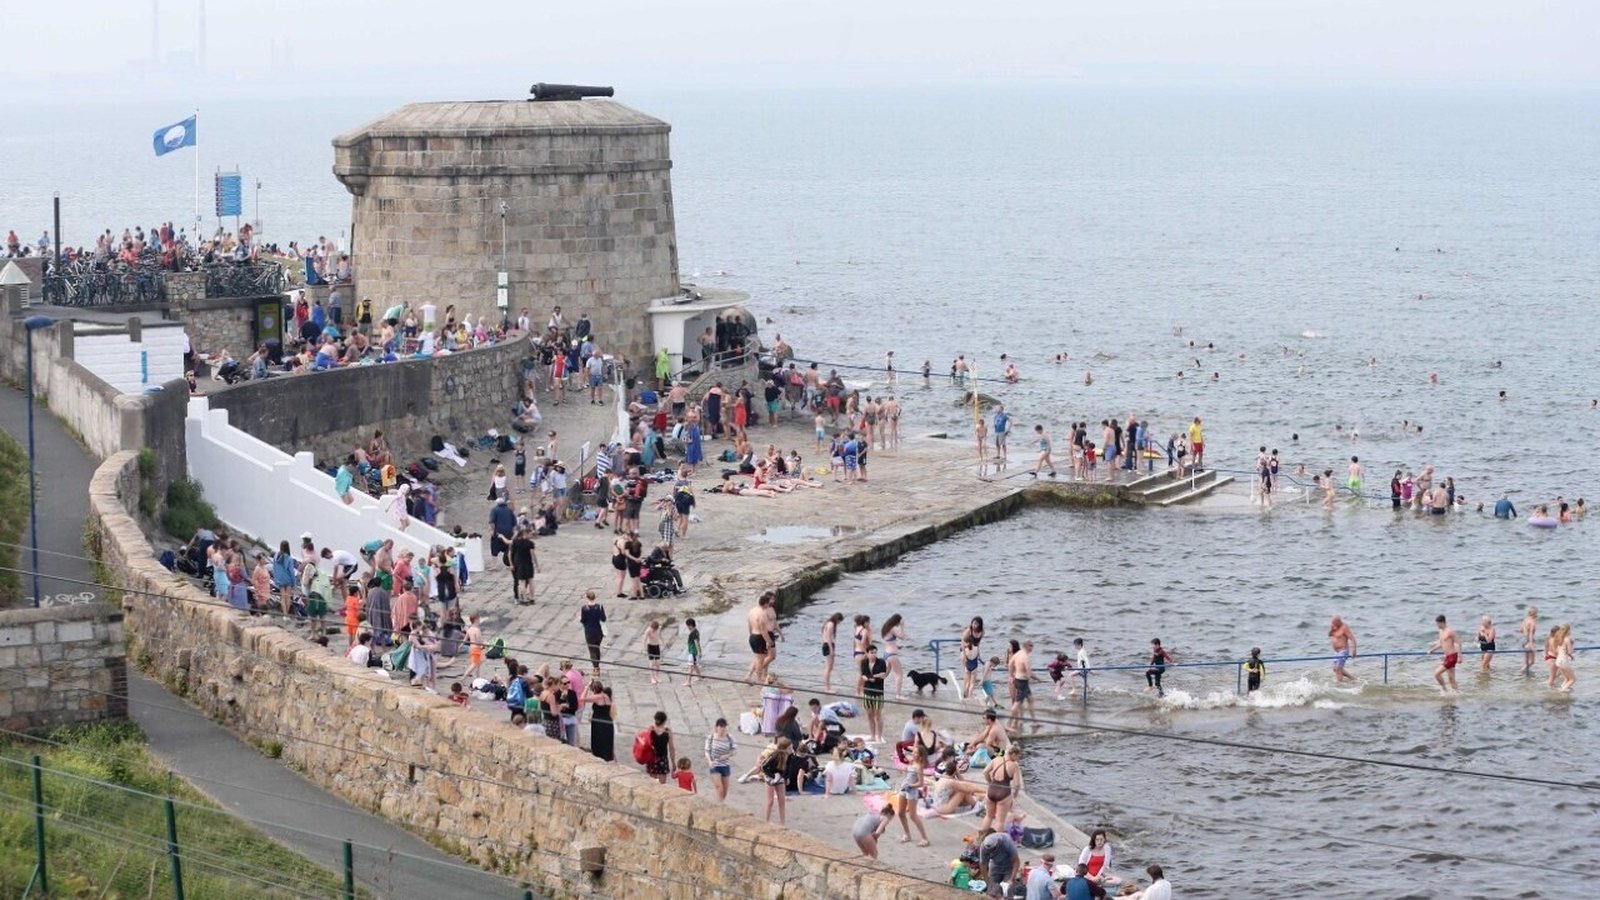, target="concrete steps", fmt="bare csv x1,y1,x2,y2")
1124,467,1235,506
